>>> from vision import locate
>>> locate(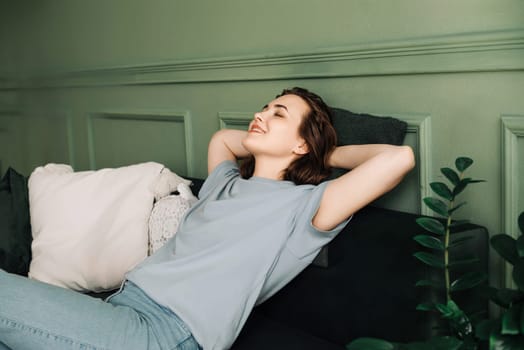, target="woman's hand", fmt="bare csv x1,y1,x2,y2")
314,144,415,231
207,129,251,174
